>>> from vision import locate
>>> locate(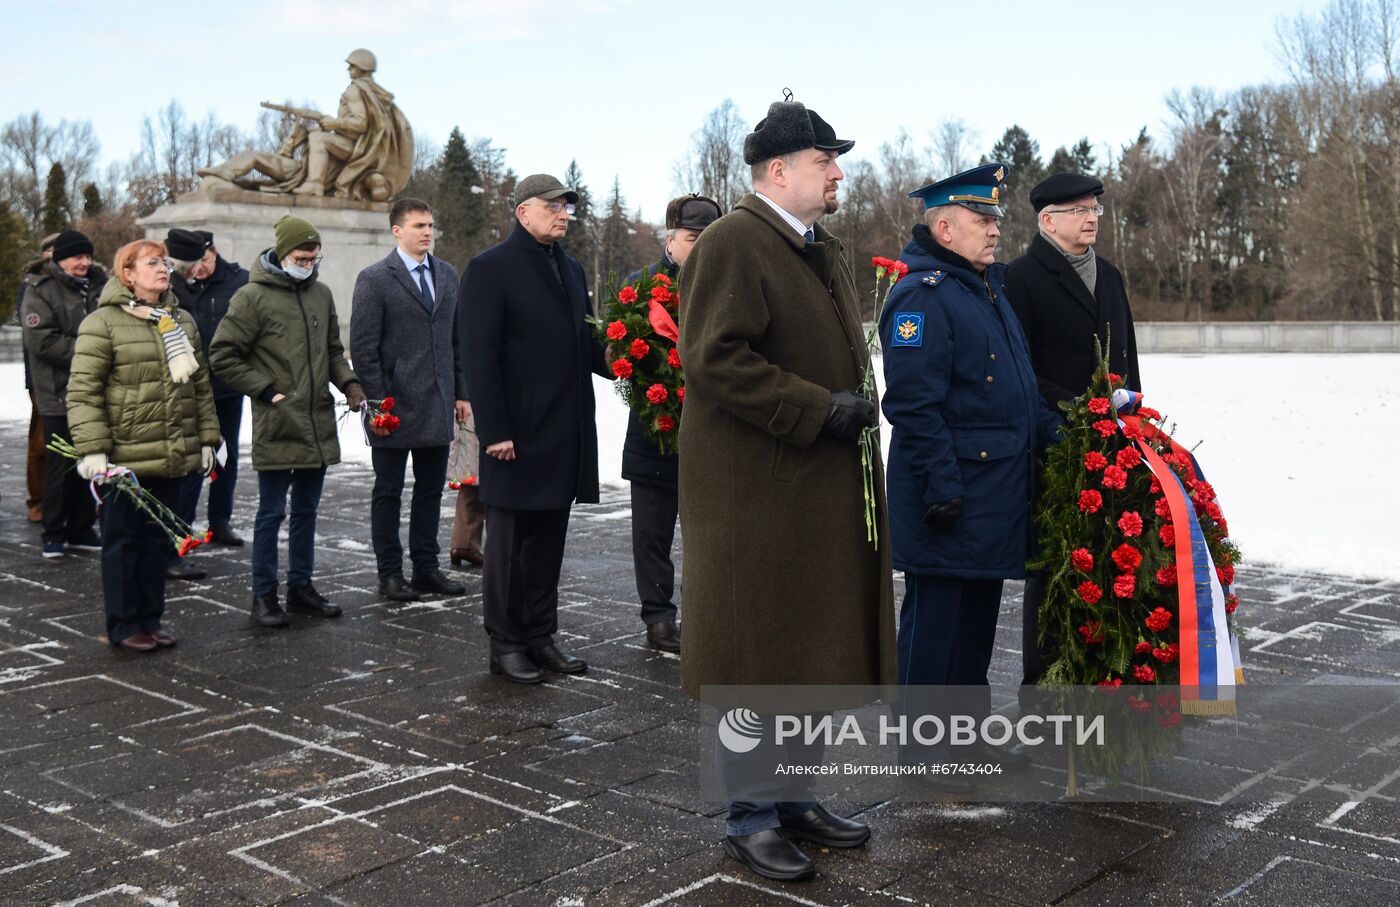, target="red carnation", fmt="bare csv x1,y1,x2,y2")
1152,644,1179,664
1155,563,1177,587
1116,447,1142,470
1088,397,1111,415
1133,663,1157,684
178,535,200,557
1154,496,1172,519
890,260,910,280
1113,572,1137,598
1077,621,1105,644
618,285,638,304
1121,422,1144,441
629,338,651,360
1217,563,1235,586
1111,543,1143,572
386,414,400,430
653,272,672,286
1159,523,1175,547
379,396,395,412
1101,465,1127,490
1149,476,1162,495
1128,696,1153,712
1108,372,1123,386
1145,607,1173,632
872,256,894,271
1076,581,1103,604
1225,593,1239,614
650,286,673,304
1096,677,1123,688
1217,518,1230,538
1092,419,1117,438
1079,490,1103,513
1205,501,1223,522
610,358,633,379
677,386,685,403
1070,548,1094,572
1084,451,1108,471
1190,481,1216,504
645,383,668,405
1139,406,1162,421
655,415,676,432
1158,712,1183,728
1134,641,1152,655
667,347,681,368
606,320,628,341
1117,511,1143,537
